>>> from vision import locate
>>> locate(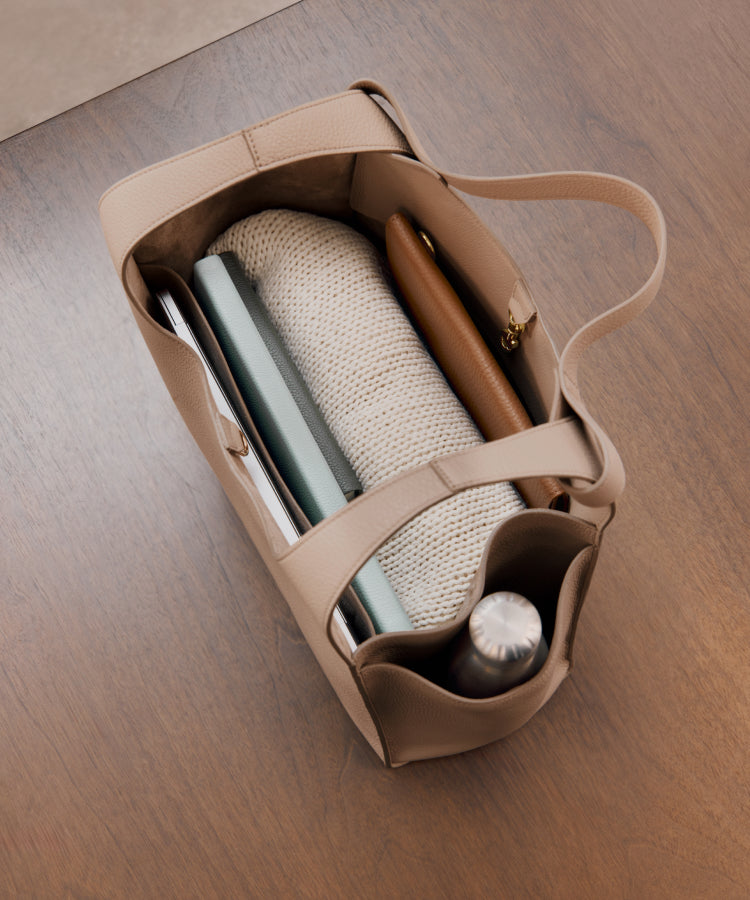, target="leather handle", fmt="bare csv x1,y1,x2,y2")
278,417,599,642
99,89,411,283
351,79,667,508
446,170,665,506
